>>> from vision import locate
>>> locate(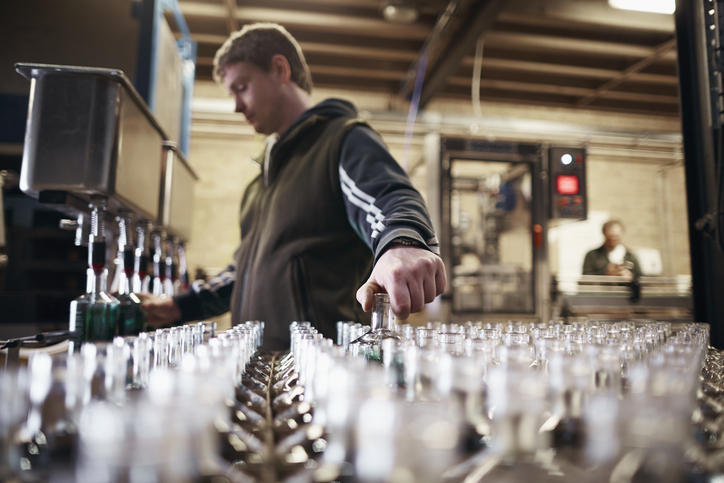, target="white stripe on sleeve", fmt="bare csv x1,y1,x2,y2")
340,166,386,237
